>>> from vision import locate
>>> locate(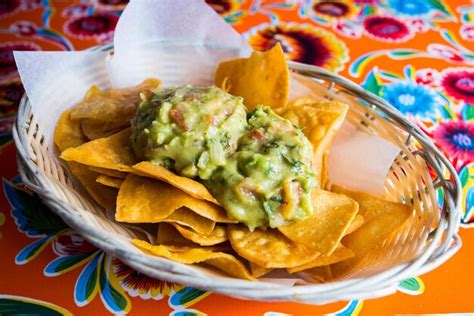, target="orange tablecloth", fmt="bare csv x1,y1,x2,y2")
1,1,473,315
